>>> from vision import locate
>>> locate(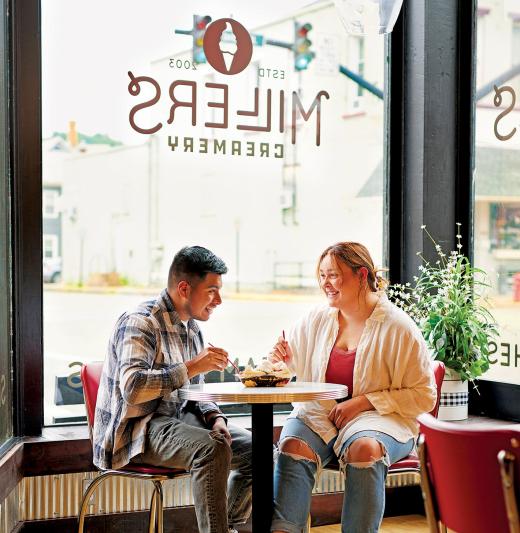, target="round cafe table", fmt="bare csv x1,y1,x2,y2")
178,381,348,532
